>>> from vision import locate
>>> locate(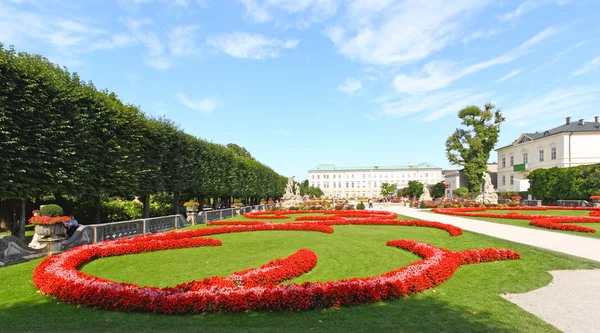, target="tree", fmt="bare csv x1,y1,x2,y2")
404,181,424,198
445,103,505,194
453,187,469,198
380,182,397,197
226,143,254,160
431,182,446,198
